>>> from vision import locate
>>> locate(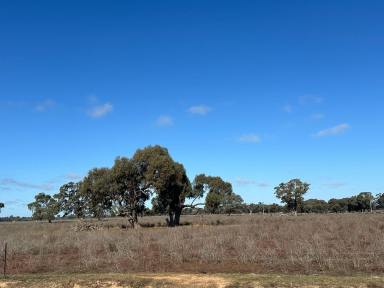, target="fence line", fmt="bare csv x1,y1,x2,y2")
3,242,7,278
